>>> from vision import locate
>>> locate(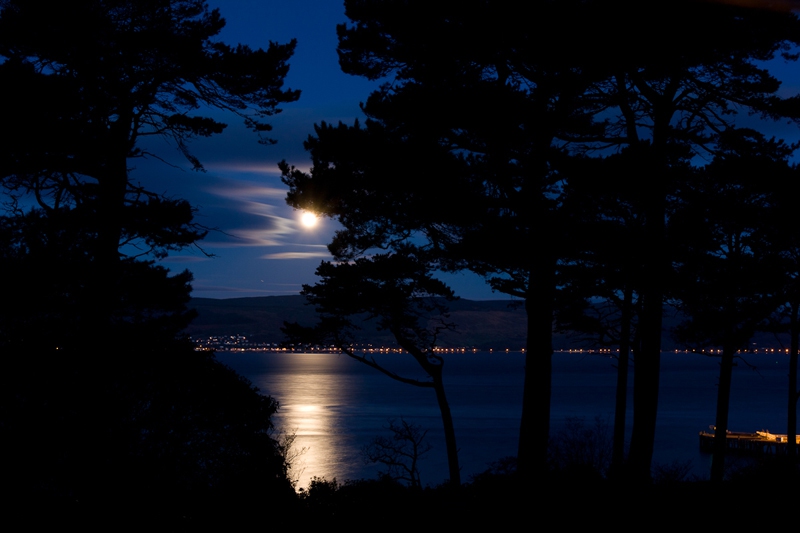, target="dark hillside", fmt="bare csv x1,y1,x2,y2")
186,296,532,348
188,296,789,351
